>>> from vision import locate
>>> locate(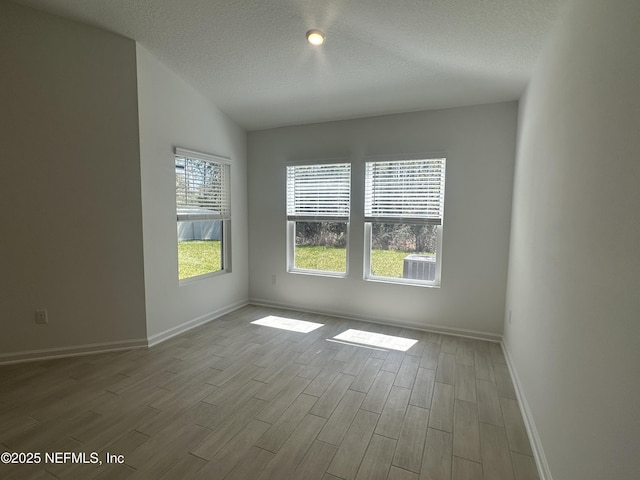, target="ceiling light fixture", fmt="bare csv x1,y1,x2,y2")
306,29,325,46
